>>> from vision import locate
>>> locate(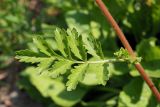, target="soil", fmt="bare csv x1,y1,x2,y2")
0,60,44,107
